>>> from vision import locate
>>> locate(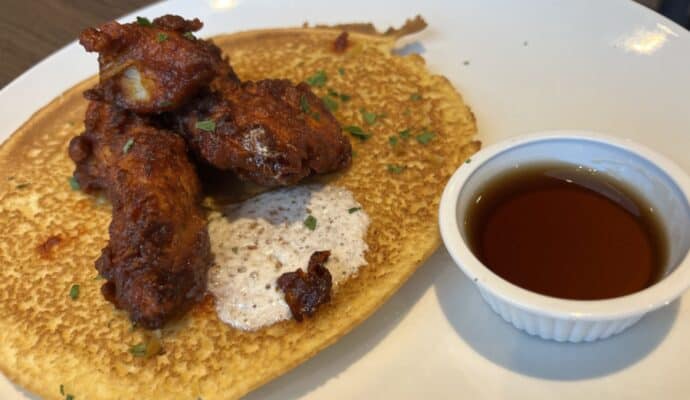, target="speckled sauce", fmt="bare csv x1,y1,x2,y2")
208,184,370,331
